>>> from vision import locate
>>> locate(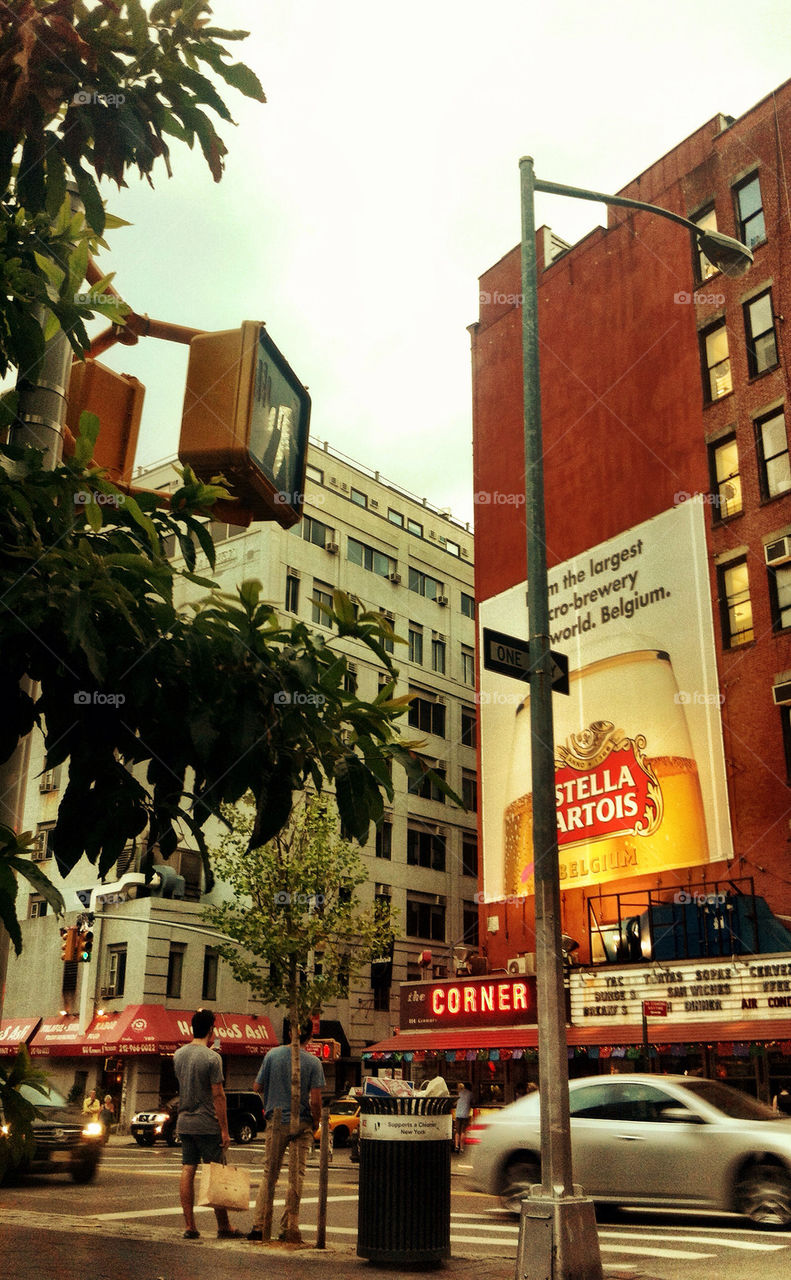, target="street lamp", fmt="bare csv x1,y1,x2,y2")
516,158,752,1280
